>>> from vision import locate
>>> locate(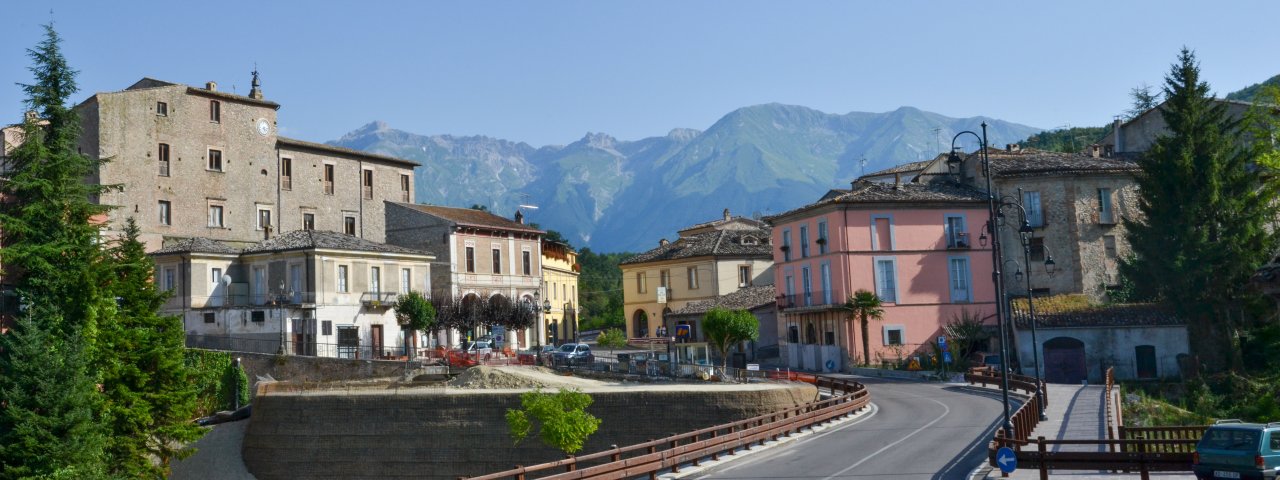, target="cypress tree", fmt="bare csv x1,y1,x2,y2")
100,218,204,477
1122,48,1279,371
